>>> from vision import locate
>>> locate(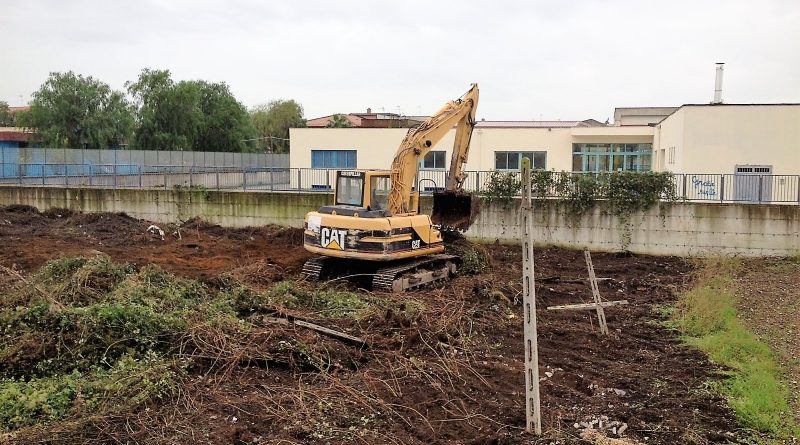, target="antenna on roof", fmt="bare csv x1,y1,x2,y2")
712,62,725,104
